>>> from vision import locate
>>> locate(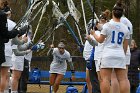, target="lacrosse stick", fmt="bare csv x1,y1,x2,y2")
67,0,83,45
52,1,81,46
32,0,49,41
86,0,99,22
14,0,42,30
80,0,88,35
